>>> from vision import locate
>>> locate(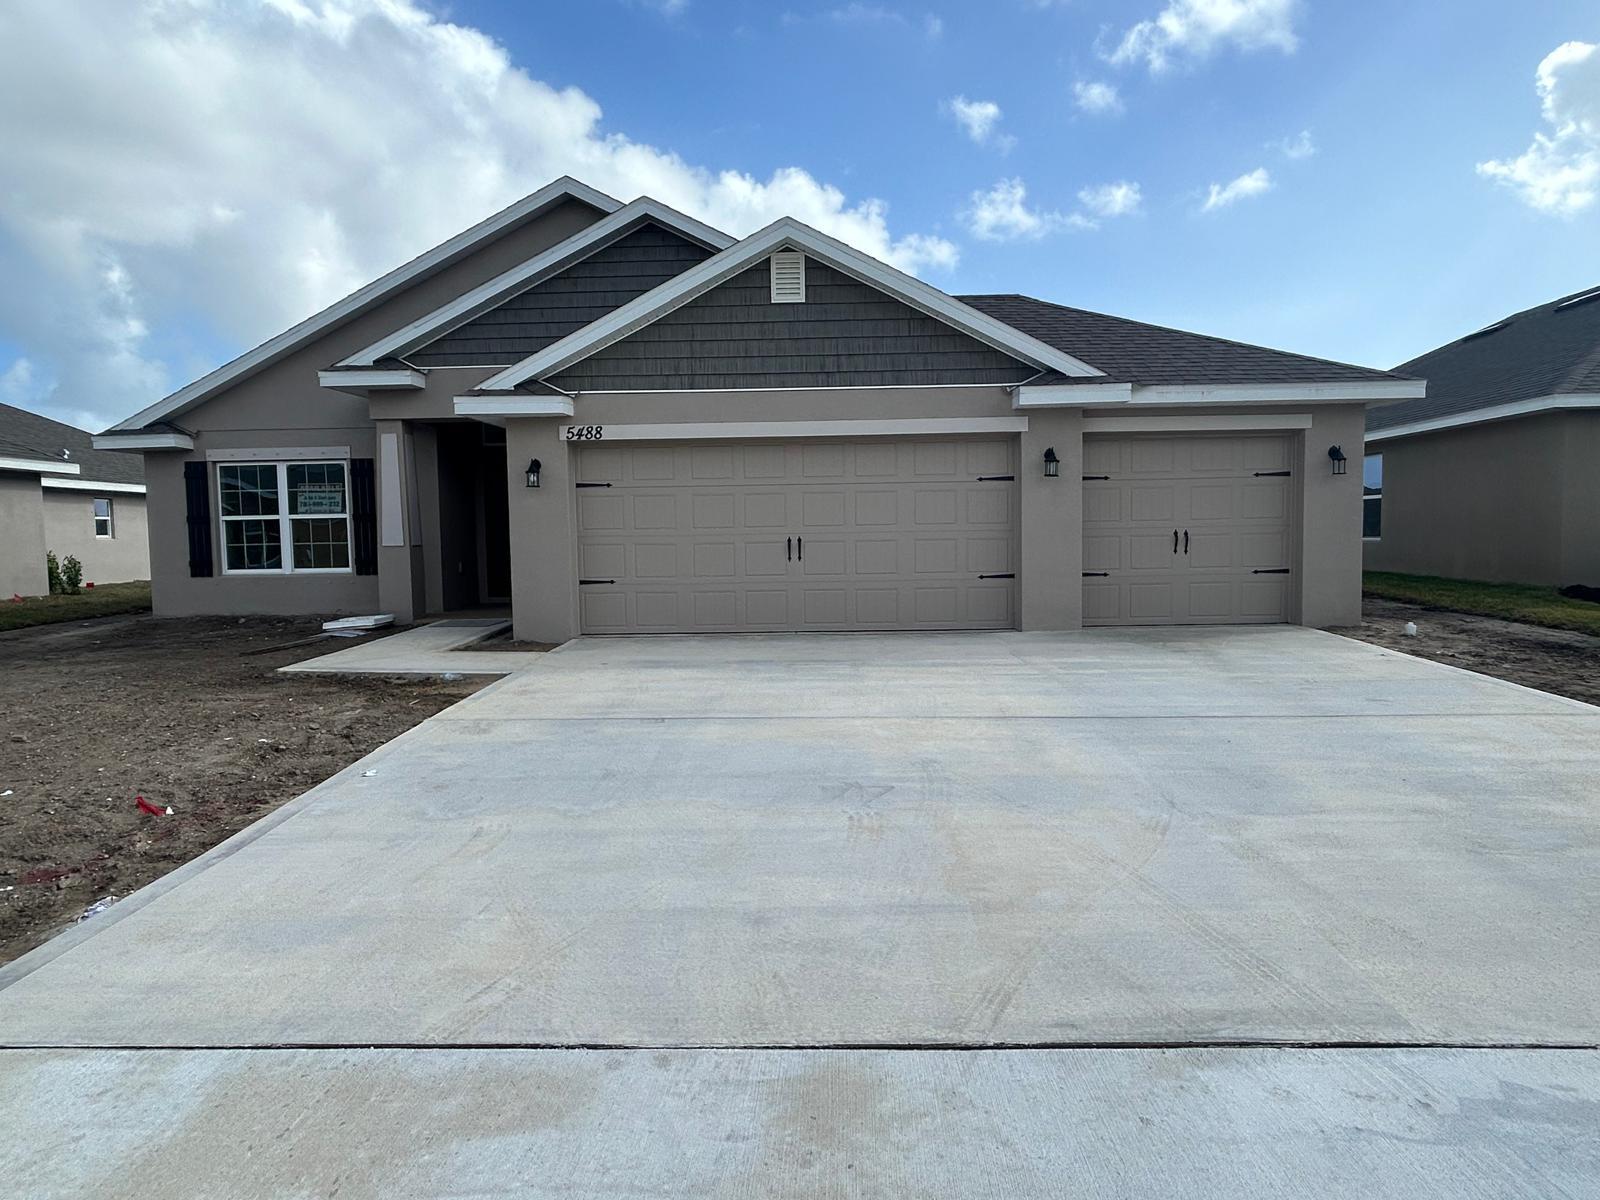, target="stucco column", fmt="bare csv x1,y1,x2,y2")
1019,408,1084,630
1298,404,1364,627
506,418,578,644
375,418,426,624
